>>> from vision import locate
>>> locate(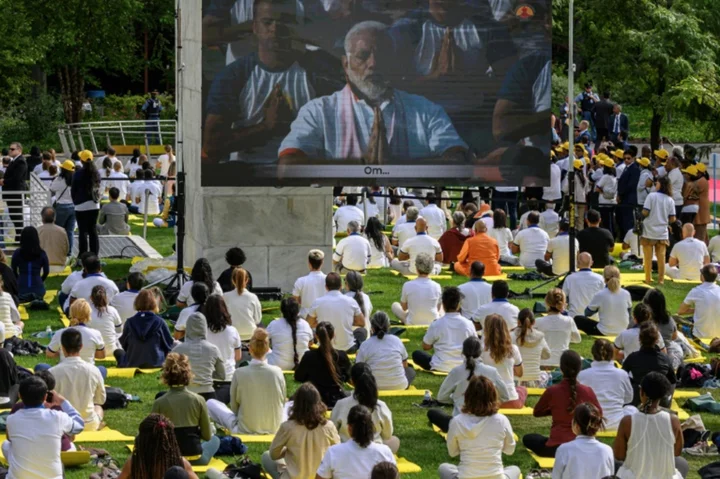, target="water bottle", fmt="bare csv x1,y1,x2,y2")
45,325,52,339
424,390,432,402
